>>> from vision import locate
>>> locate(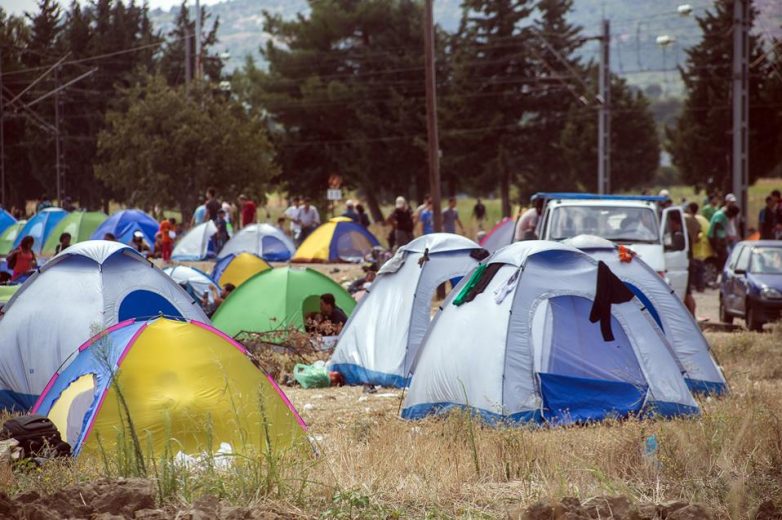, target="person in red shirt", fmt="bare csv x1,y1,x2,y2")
8,236,37,281
238,194,257,229
158,217,175,263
